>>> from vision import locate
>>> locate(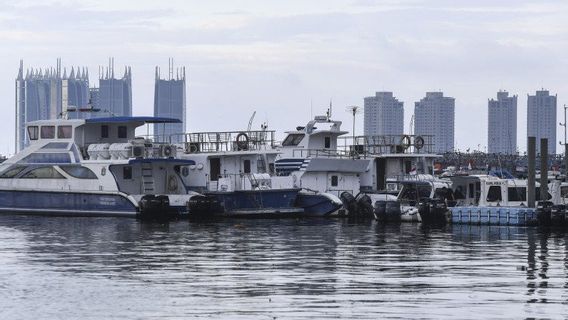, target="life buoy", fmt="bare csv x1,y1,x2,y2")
414,136,425,150
167,175,178,192
400,135,411,149
236,132,249,150
163,145,173,157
